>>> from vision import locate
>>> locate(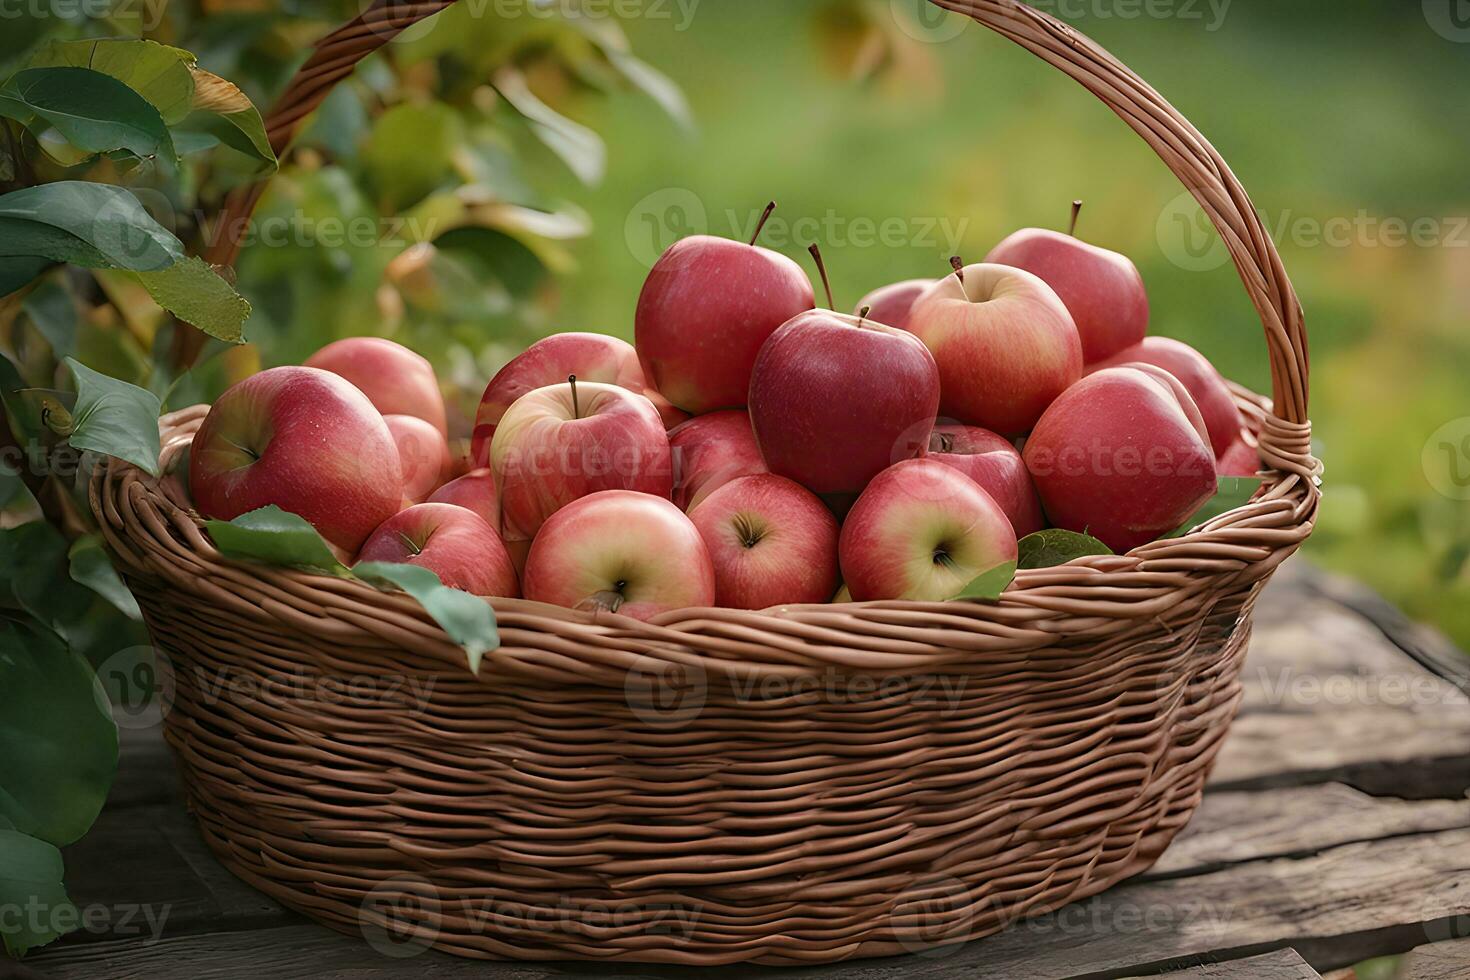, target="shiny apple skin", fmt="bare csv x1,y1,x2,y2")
635,236,815,414
748,310,940,495
190,366,402,553
356,502,518,597
305,337,447,435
